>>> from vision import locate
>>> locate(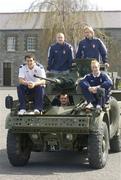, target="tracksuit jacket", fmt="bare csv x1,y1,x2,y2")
76,37,108,63
48,42,74,71
80,72,113,106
